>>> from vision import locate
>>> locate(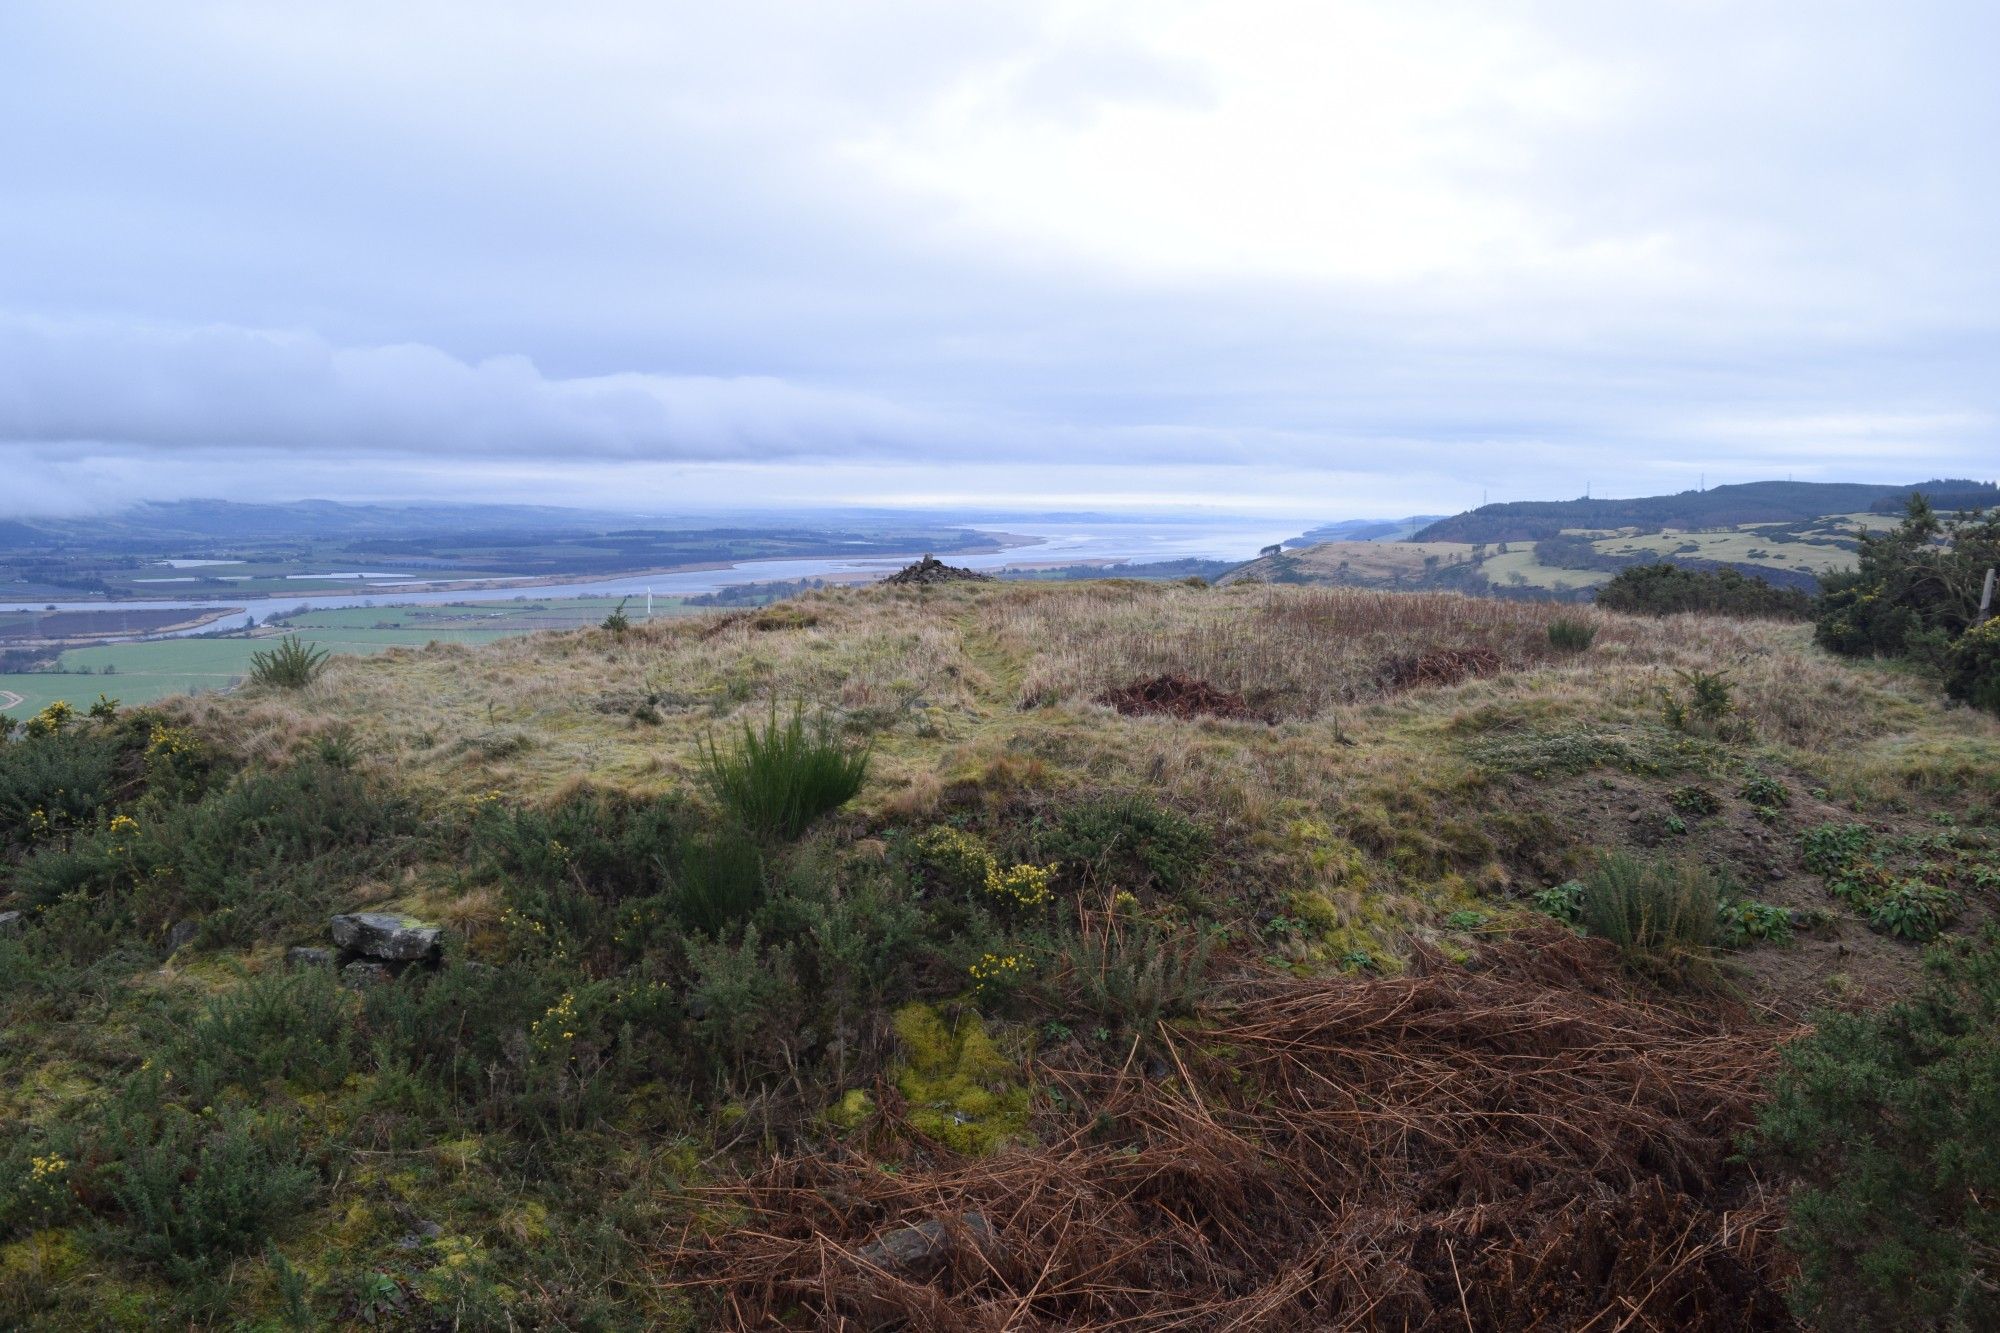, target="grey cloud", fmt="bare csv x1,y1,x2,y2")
0,319,958,461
